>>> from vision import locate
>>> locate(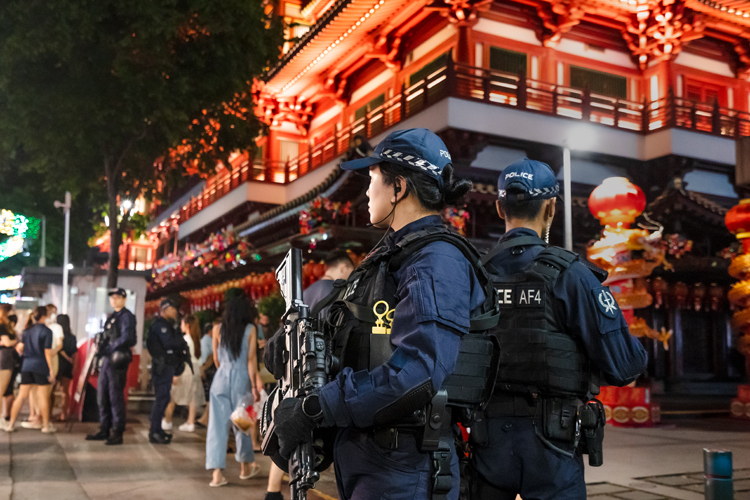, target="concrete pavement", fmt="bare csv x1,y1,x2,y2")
0,413,748,500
